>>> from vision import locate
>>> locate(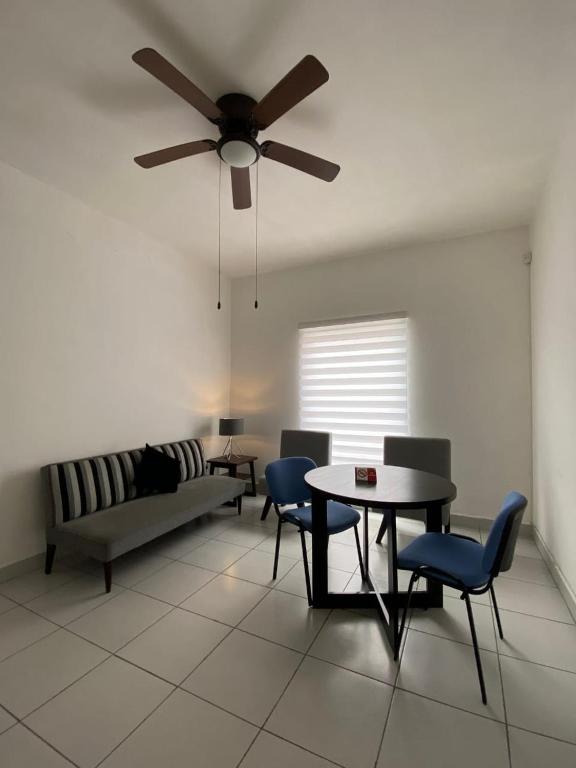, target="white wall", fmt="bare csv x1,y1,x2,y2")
230,228,532,522
530,123,576,598
0,161,230,569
